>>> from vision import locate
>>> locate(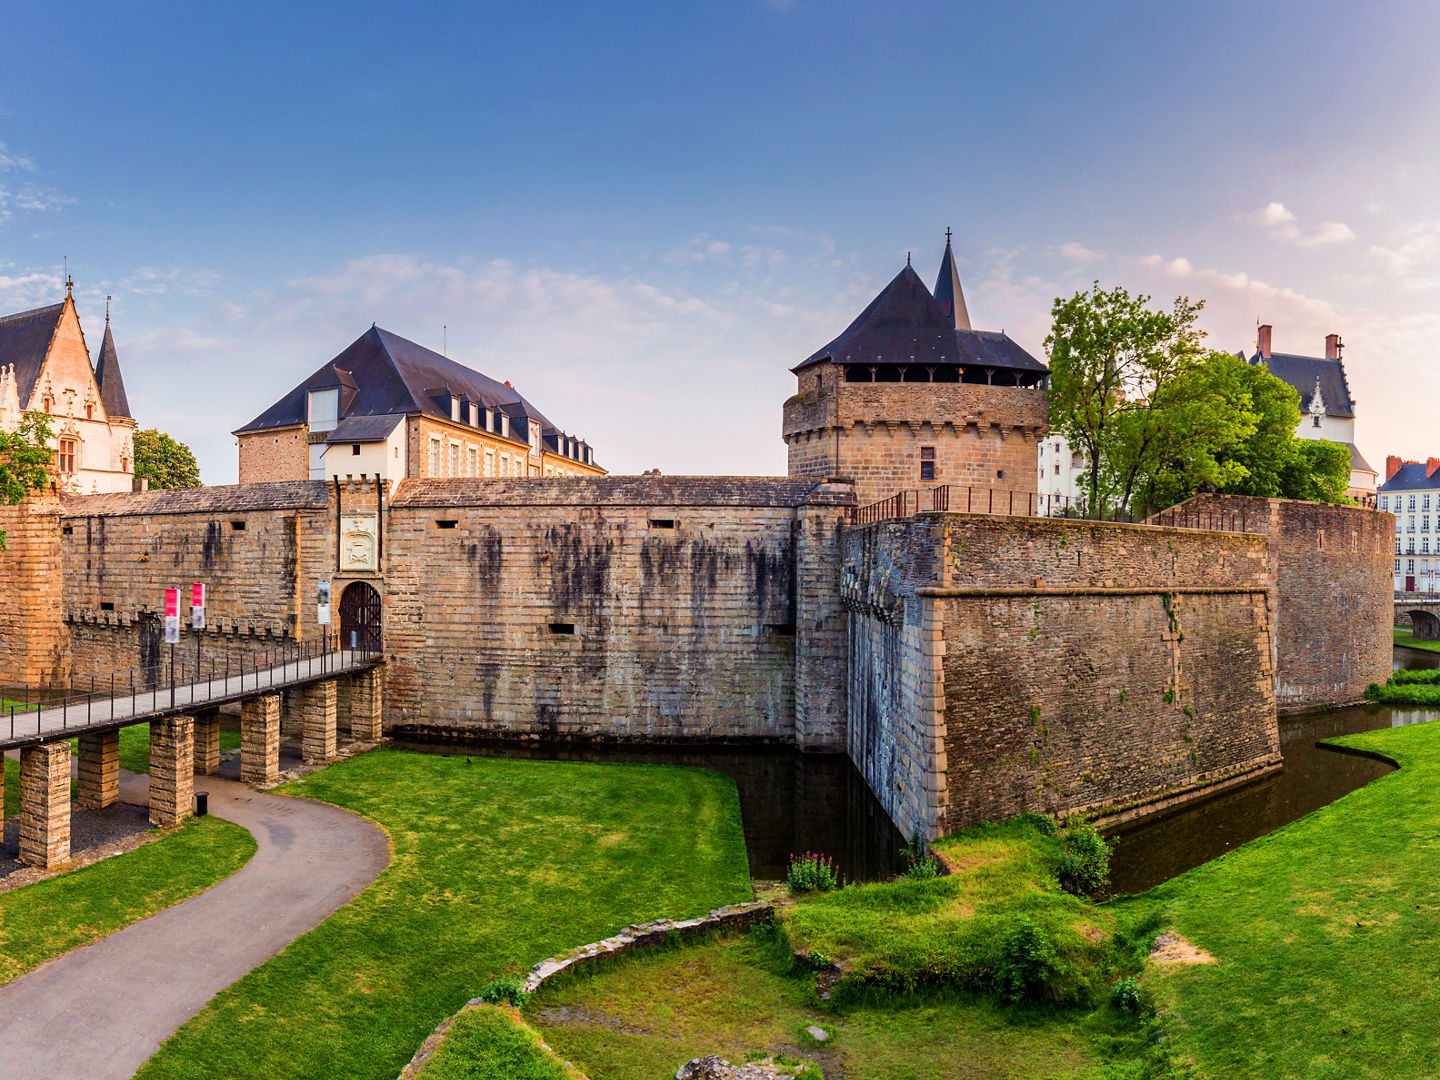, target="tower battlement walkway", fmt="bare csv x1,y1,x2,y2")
0,640,384,870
